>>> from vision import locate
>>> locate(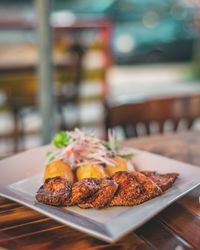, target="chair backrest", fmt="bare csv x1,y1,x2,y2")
104,94,200,138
